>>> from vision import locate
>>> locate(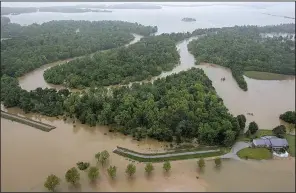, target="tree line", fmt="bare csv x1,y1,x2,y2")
44,150,222,192
43,35,180,88
188,26,295,91
1,20,157,77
